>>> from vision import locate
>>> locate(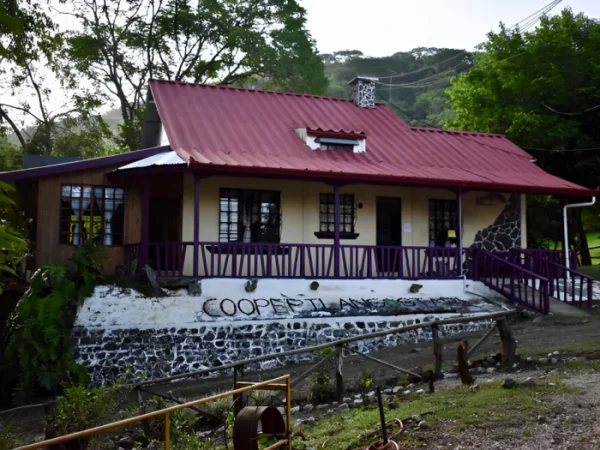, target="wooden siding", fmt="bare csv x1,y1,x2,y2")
35,168,143,274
